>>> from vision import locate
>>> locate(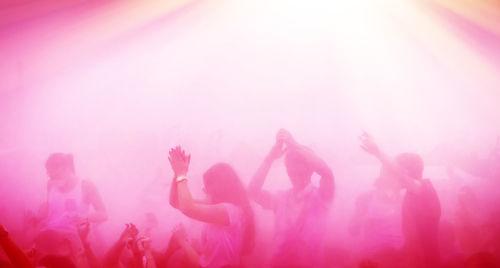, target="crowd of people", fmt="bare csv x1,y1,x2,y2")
1,129,499,268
